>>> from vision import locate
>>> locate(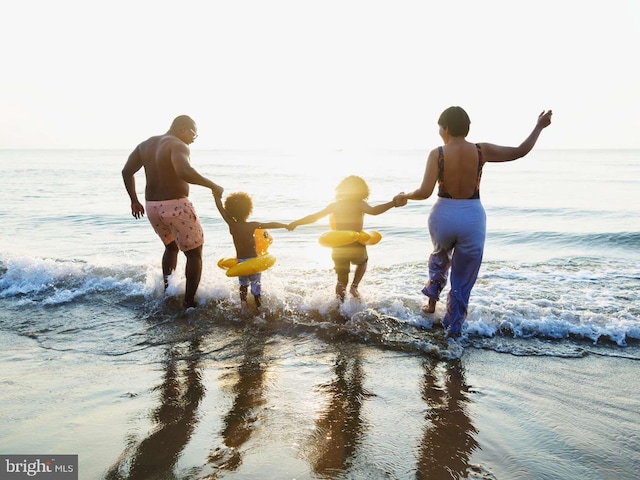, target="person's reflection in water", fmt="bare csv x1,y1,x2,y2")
305,341,369,477
416,358,478,479
207,330,269,473
105,339,205,479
